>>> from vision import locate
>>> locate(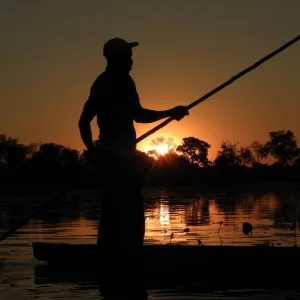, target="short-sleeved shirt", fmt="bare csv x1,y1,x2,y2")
83,69,141,155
